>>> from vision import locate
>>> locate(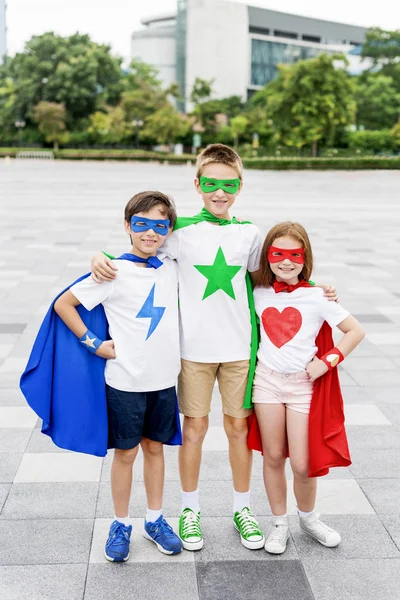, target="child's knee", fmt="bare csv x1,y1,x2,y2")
223,415,248,441
264,447,286,467
183,416,208,444
291,460,309,479
114,446,138,465
141,438,163,456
